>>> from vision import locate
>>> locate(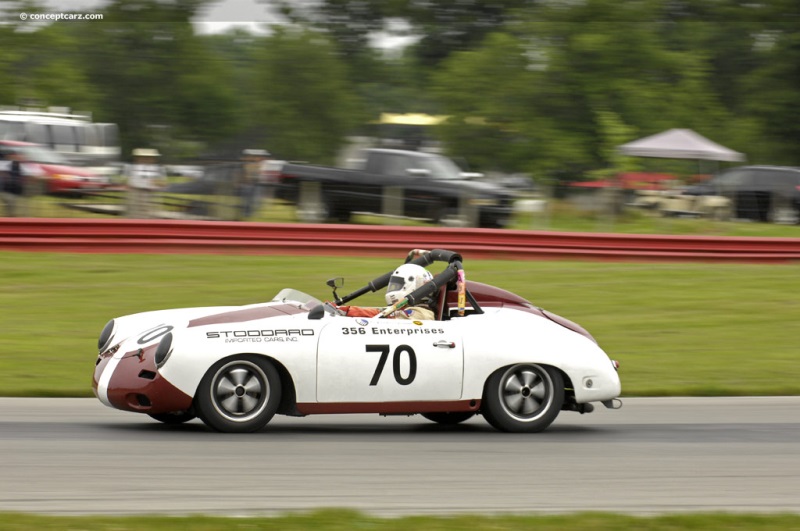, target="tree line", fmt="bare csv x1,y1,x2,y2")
1,0,797,181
